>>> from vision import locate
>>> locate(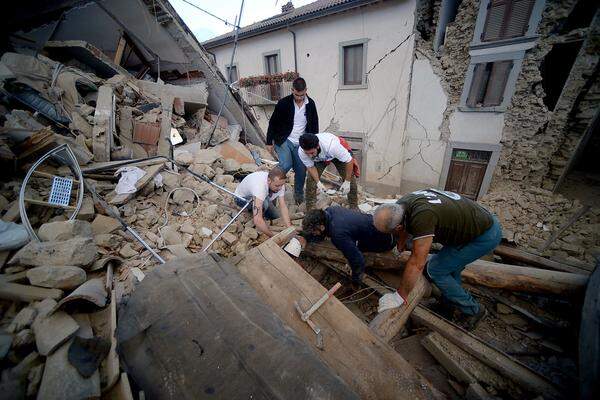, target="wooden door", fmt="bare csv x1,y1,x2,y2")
445,149,491,199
